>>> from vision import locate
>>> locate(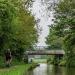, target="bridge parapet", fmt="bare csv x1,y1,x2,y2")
26,50,65,55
